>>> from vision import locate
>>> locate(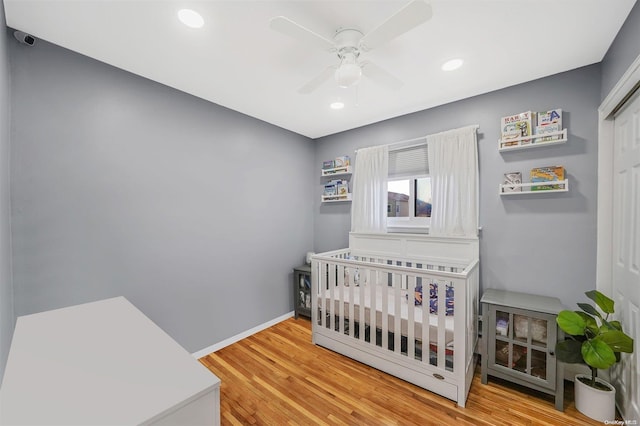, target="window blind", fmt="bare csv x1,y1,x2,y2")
388,143,429,179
